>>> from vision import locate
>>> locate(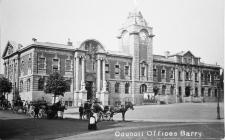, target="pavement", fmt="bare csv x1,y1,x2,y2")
56,122,224,140
63,102,224,123
1,102,223,140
